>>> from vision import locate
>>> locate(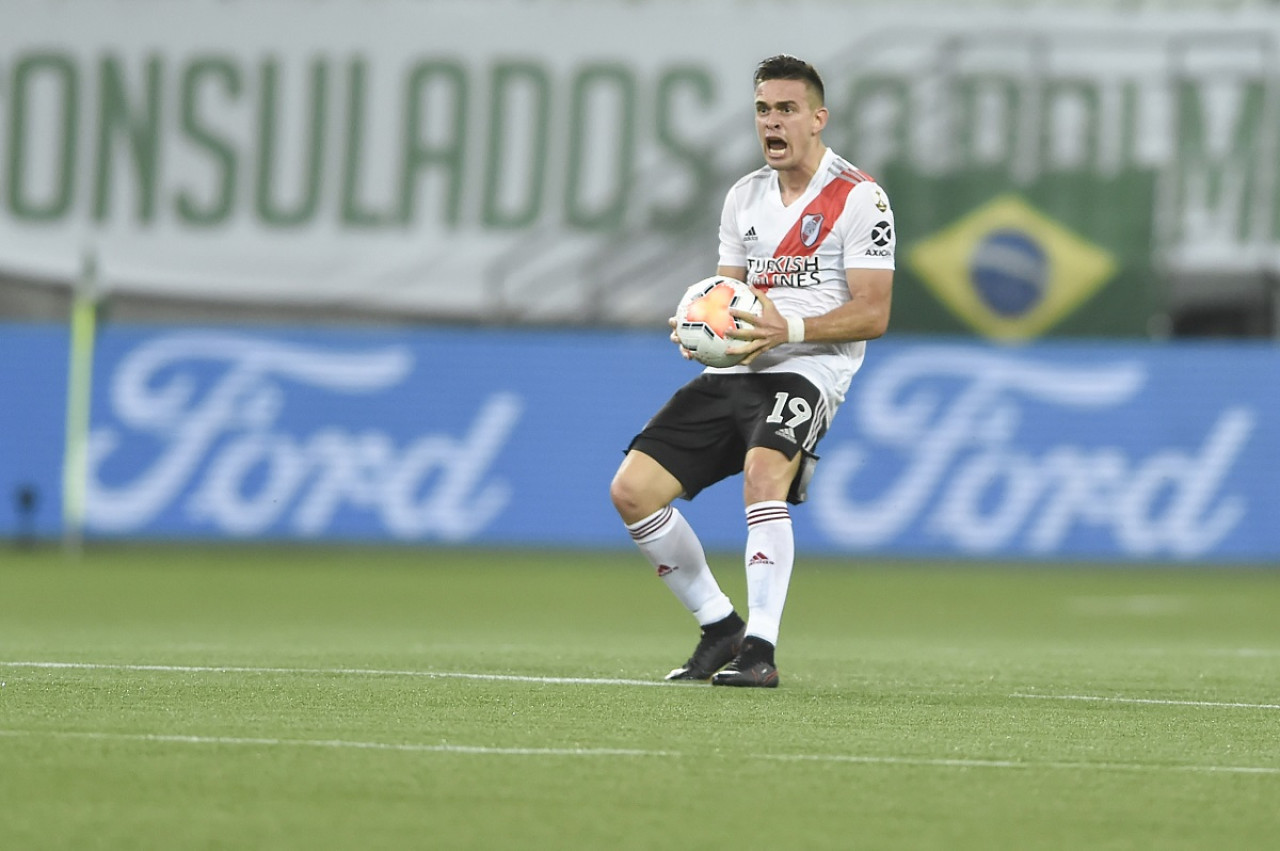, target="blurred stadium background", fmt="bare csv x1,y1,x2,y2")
2,0,1278,559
